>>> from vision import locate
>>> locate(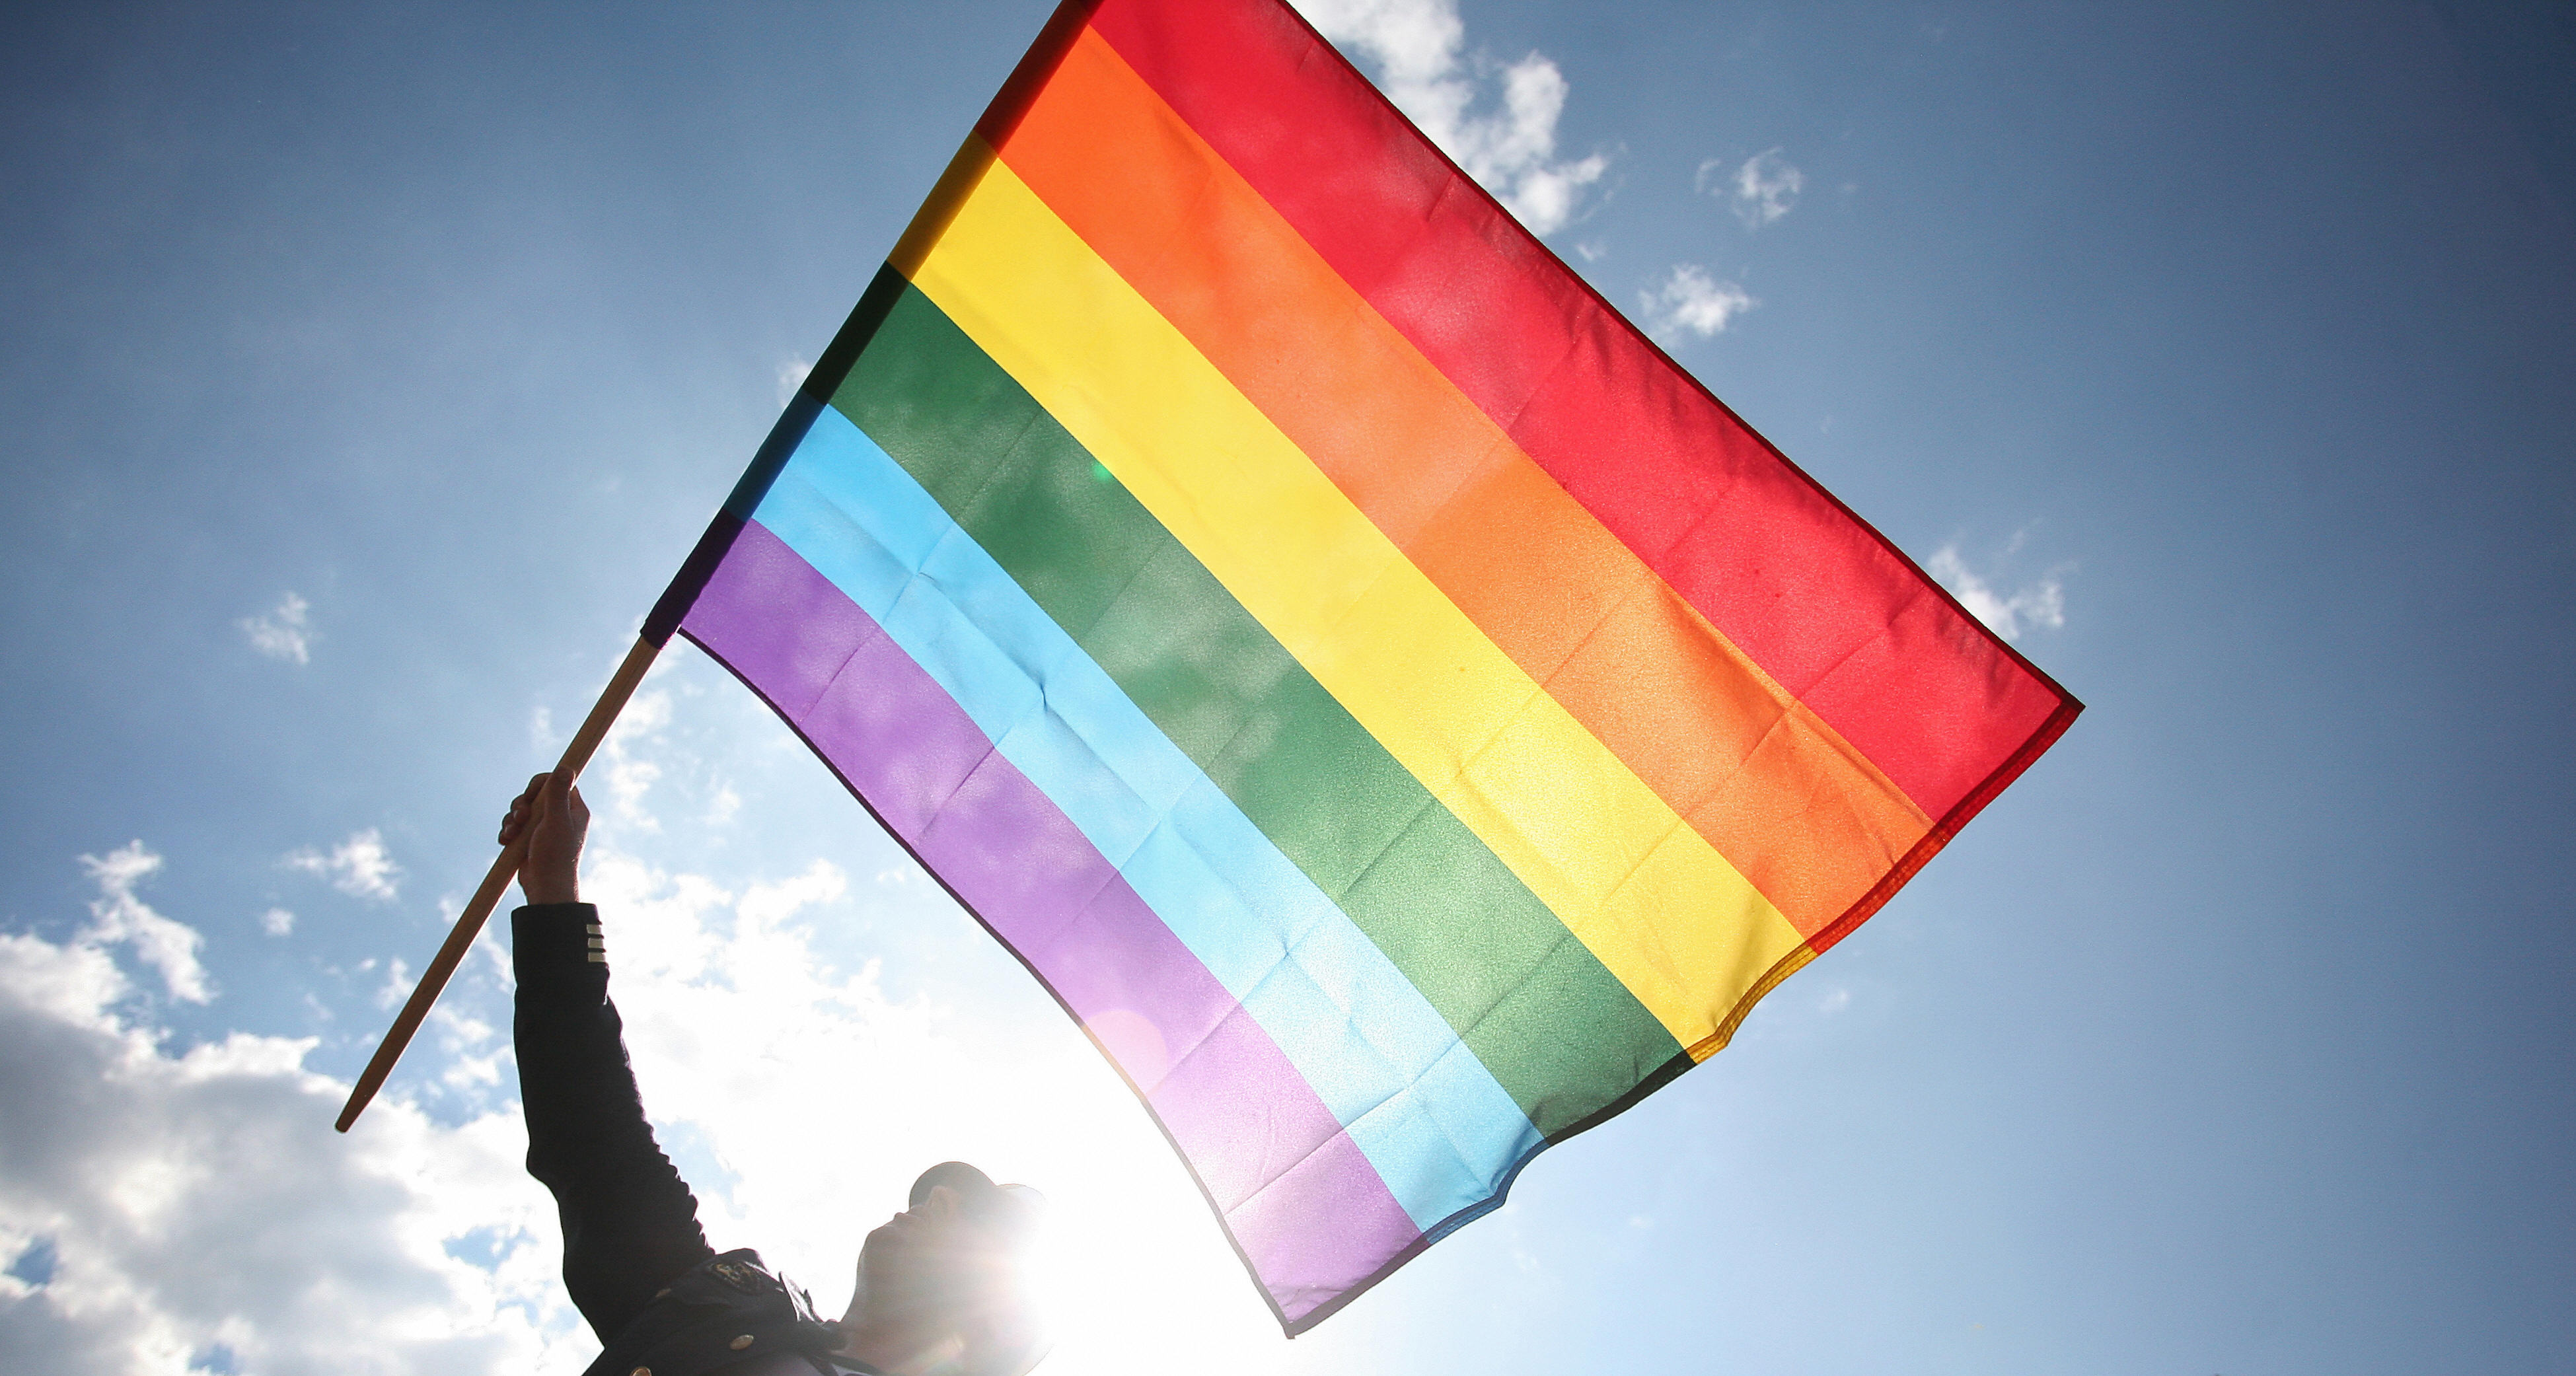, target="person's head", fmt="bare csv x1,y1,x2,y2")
841,1161,1048,1376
